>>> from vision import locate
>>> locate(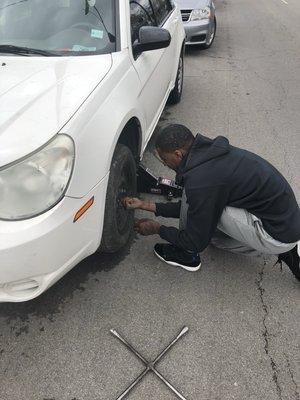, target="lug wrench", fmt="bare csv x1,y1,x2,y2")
110,326,189,400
